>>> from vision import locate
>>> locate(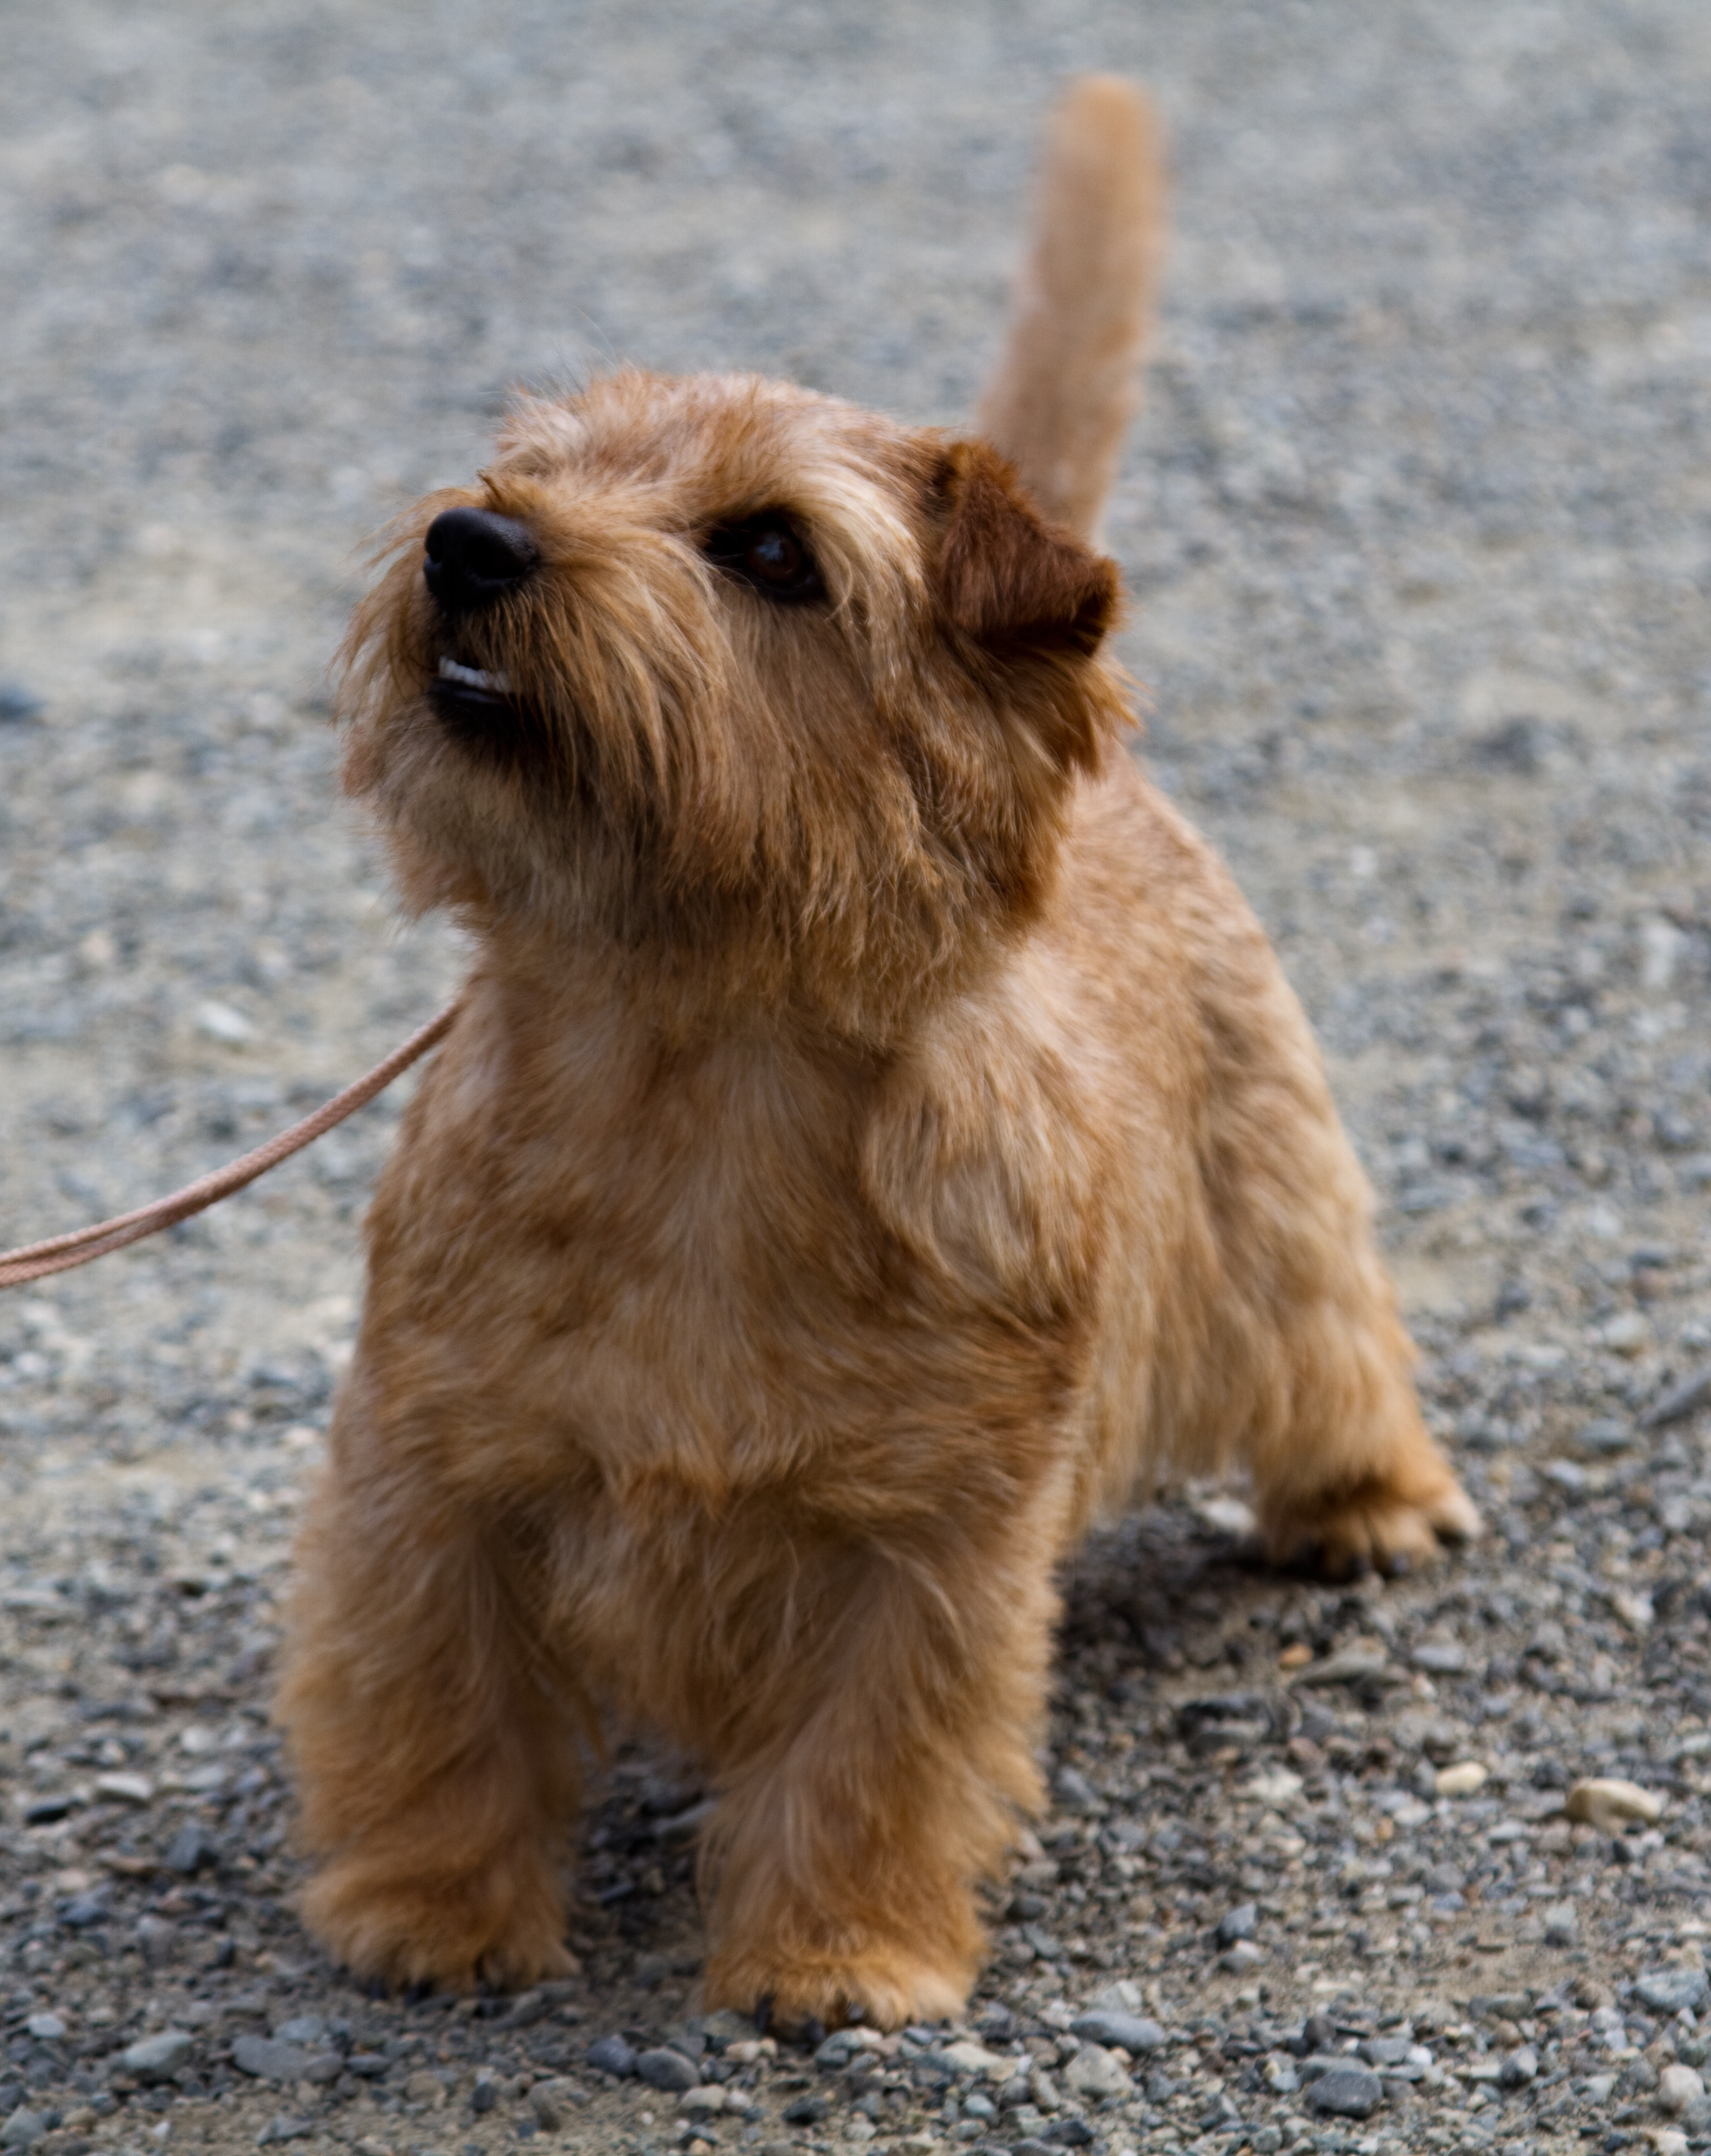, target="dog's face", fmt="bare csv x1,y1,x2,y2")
341,369,1126,1029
